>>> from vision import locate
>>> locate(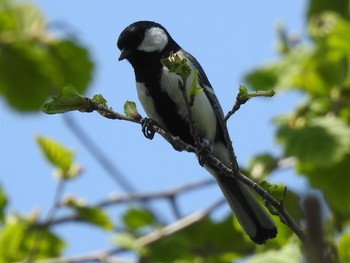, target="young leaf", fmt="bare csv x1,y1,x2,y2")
238,85,249,96
124,101,139,118
36,135,74,178
161,52,191,79
41,94,92,114
92,94,108,107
